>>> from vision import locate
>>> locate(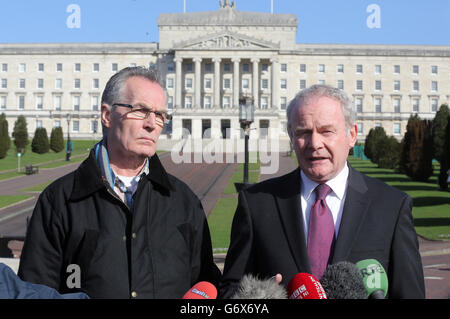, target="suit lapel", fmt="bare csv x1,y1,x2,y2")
274,168,311,274
332,165,371,262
